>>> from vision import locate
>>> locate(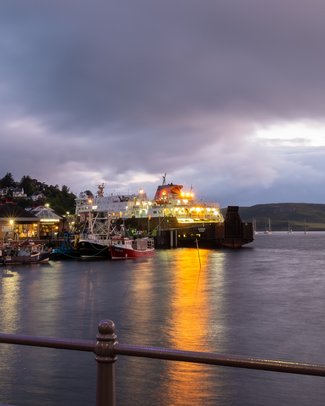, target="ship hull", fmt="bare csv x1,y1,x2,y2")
76,240,111,259
125,209,254,249
110,245,155,259
50,248,80,260
0,252,50,265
